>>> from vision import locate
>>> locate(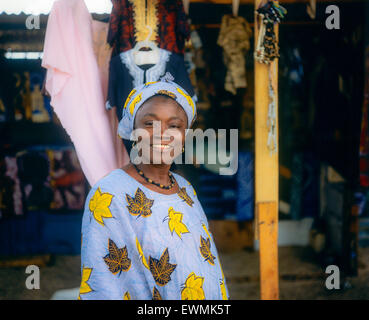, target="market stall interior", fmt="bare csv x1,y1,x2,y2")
0,0,369,300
